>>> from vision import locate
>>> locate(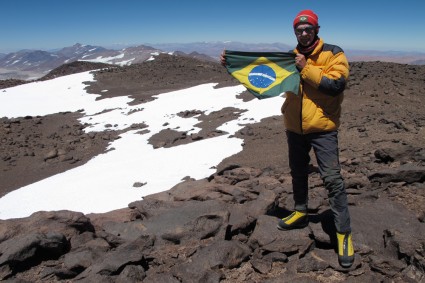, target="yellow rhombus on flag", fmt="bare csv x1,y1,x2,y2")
224,50,300,99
